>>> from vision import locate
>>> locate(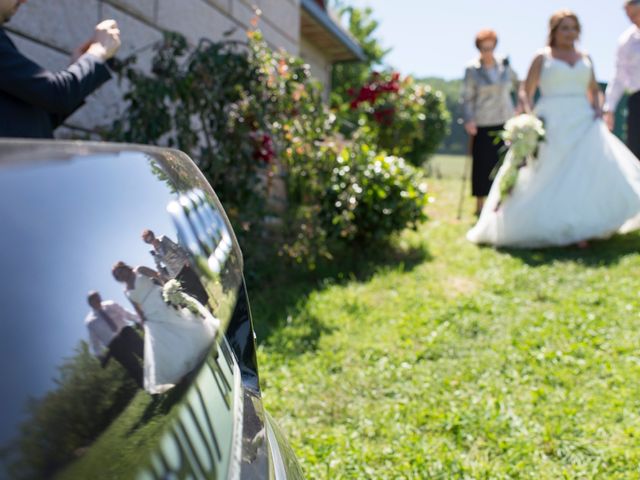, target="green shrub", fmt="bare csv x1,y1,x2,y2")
338,71,450,166
106,32,271,249
323,142,429,243
405,83,451,165
106,28,430,268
